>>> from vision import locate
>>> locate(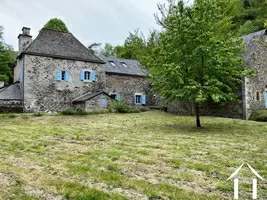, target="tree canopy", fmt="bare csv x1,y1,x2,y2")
0,26,15,85
146,0,253,127
43,18,69,33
